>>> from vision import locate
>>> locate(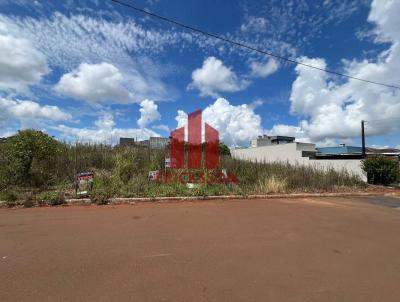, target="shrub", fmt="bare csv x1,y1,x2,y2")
120,176,150,197
257,176,287,194
0,190,18,202
0,136,368,195
36,191,66,206
362,155,399,185
0,130,61,187
0,190,18,207
219,143,231,156
90,188,112,205
113,149,139,183
90,170,120,204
